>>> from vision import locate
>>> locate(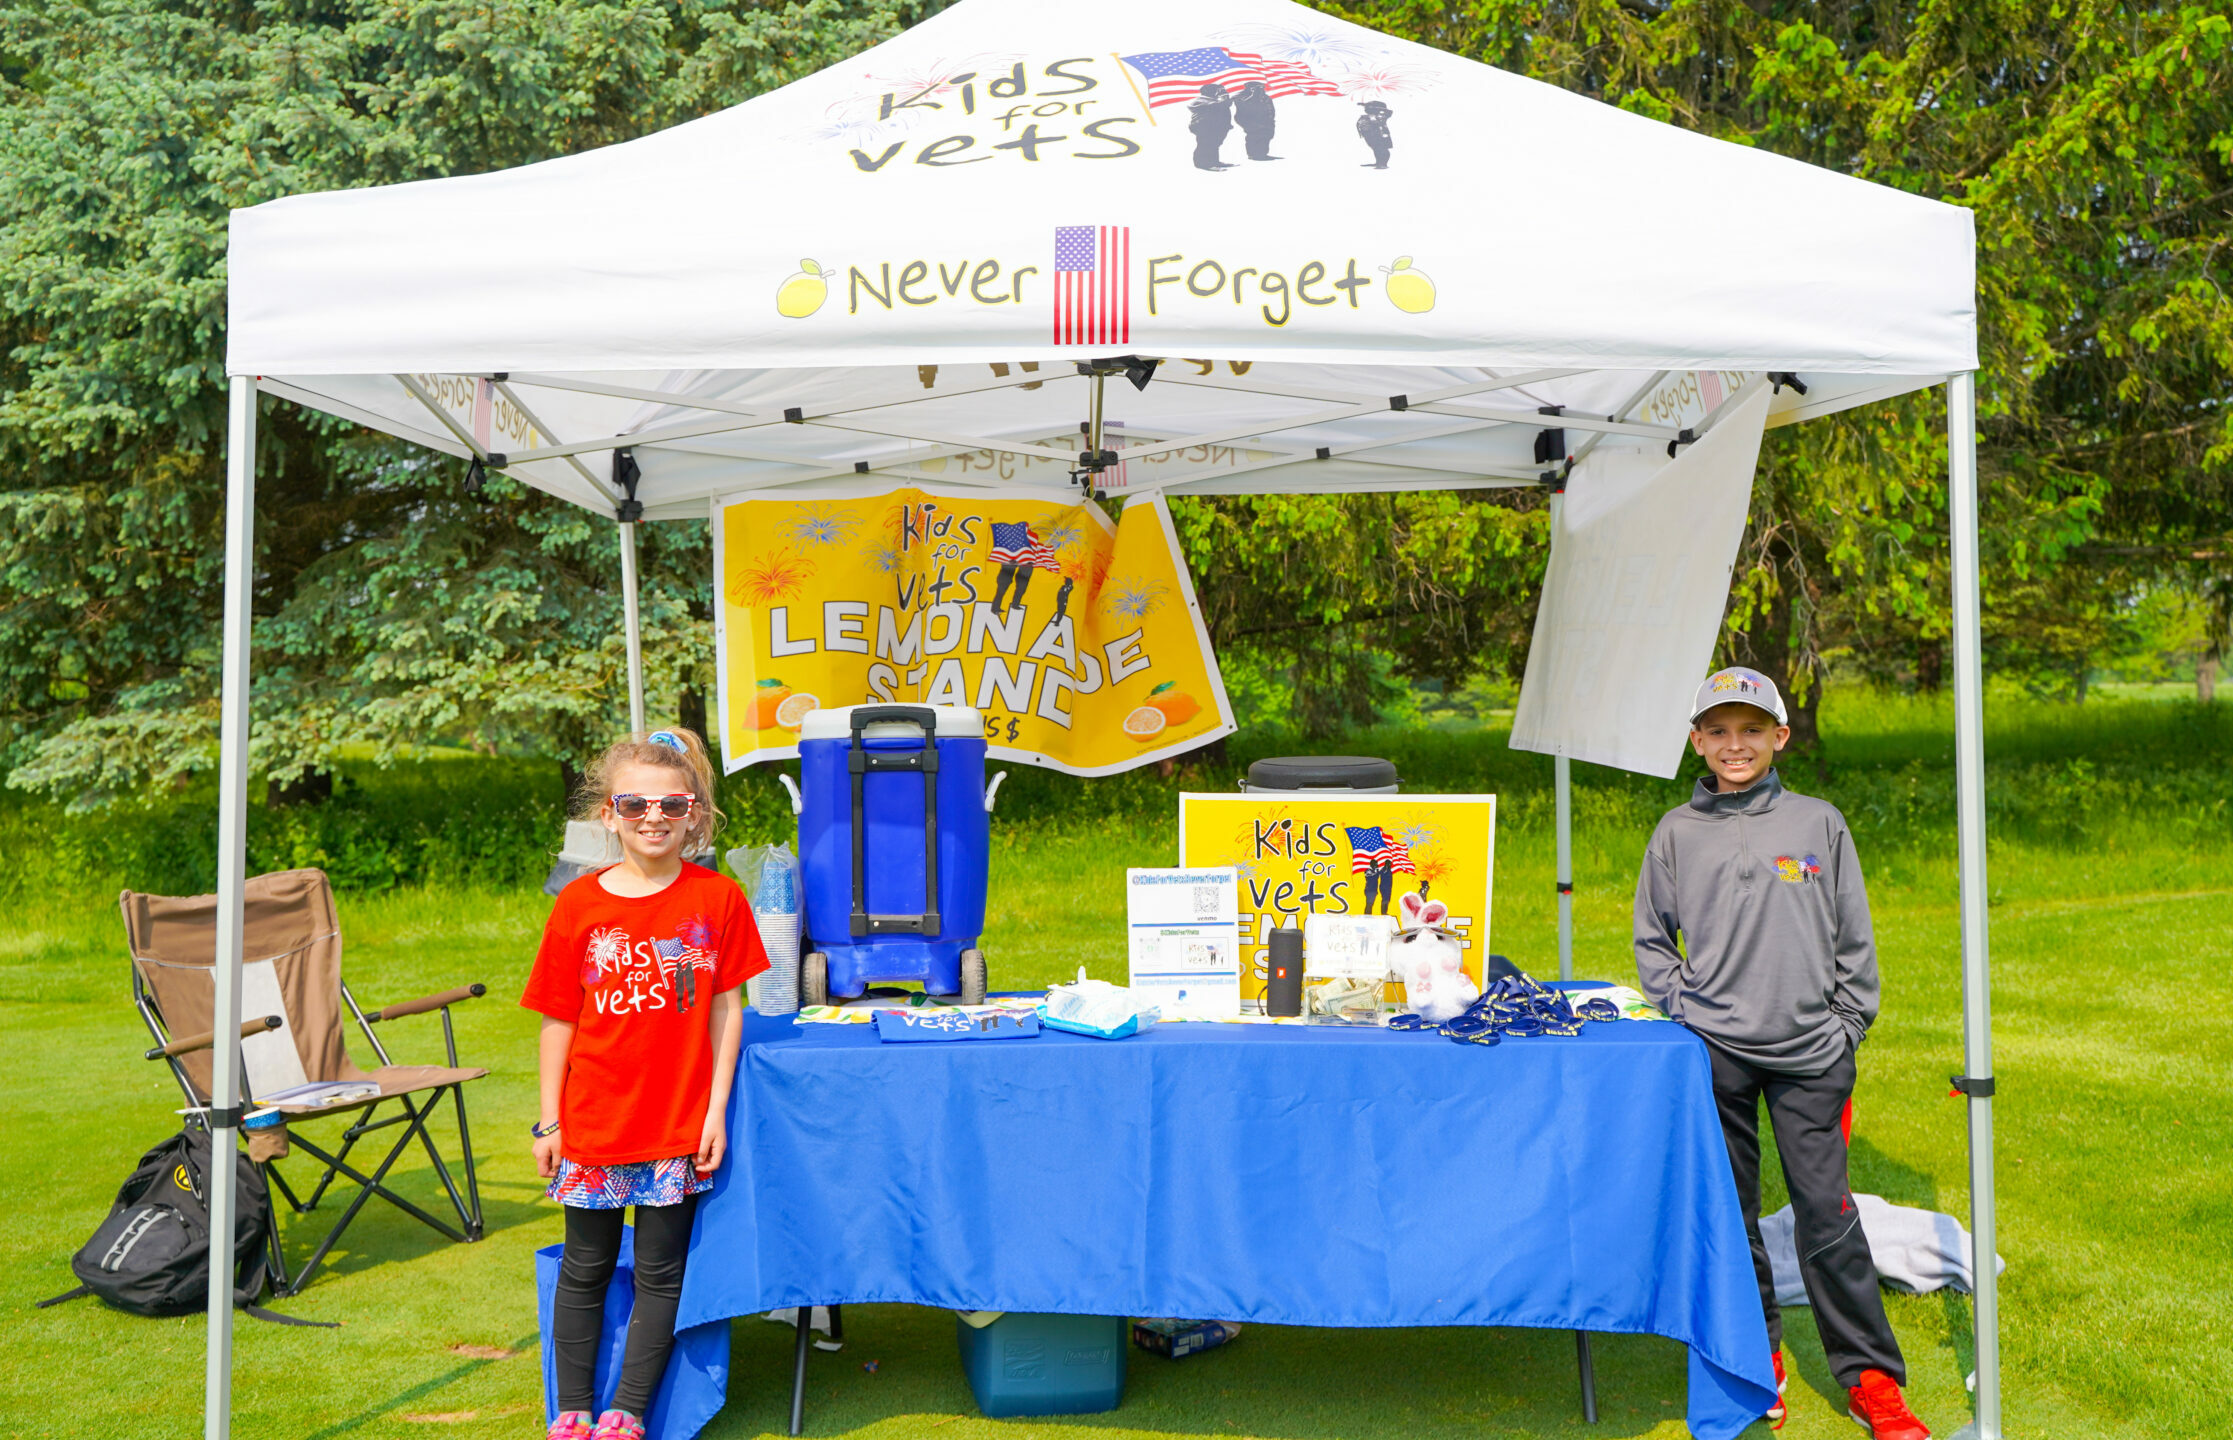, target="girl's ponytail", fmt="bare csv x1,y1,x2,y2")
577,726,726,855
